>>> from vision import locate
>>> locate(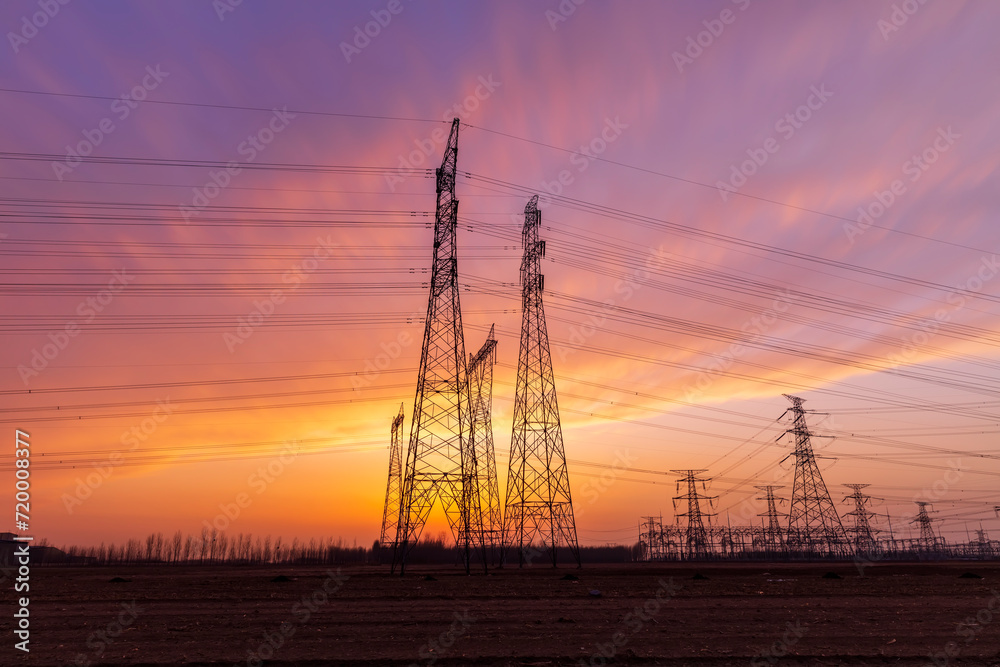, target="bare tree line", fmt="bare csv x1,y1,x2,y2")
52,529,635,566
58,528,369,566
